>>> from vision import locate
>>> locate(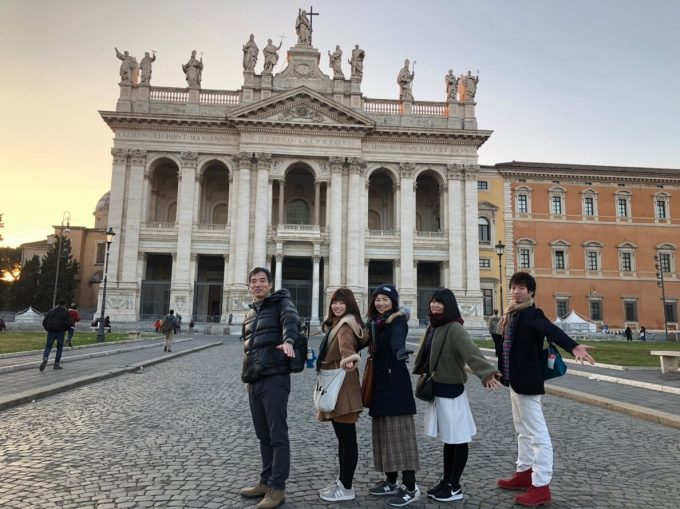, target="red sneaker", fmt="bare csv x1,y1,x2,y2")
515,484,551,507
497,469,532,490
